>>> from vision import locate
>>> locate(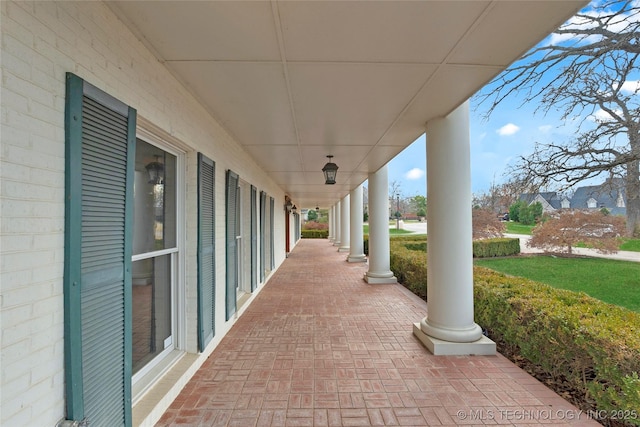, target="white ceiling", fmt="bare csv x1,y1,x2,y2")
109,0,587,209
